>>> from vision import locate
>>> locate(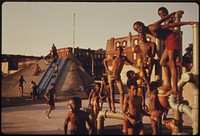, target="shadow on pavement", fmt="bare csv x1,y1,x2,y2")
102,124,192,135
